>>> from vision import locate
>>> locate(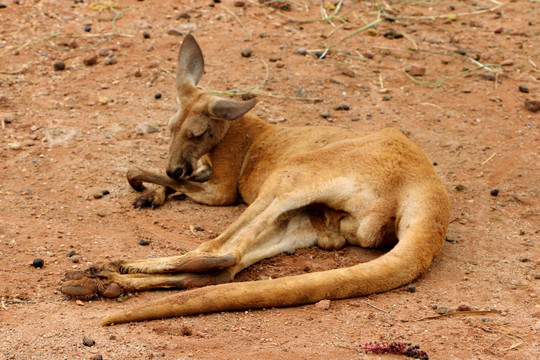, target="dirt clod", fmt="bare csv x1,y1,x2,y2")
409,64,426,76
457,302,471,311
314,299,331,310
83,54,98,66
241,48,252,58
525,100,540,113
53,61,66,71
